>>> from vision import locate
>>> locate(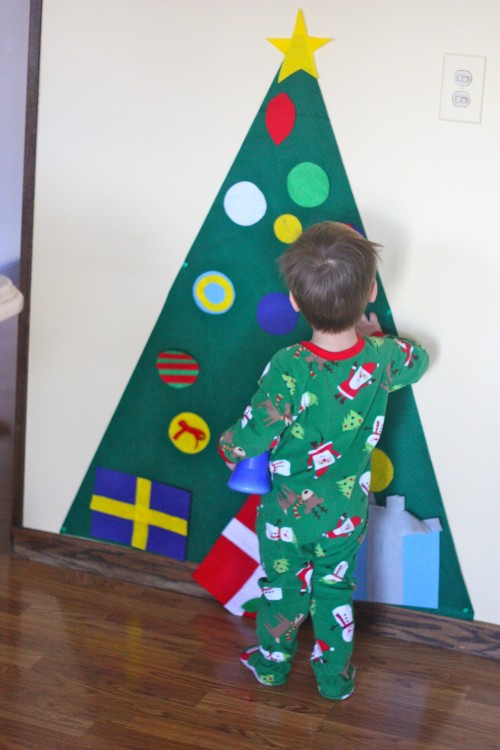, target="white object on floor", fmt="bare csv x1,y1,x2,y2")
0,275,23,323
